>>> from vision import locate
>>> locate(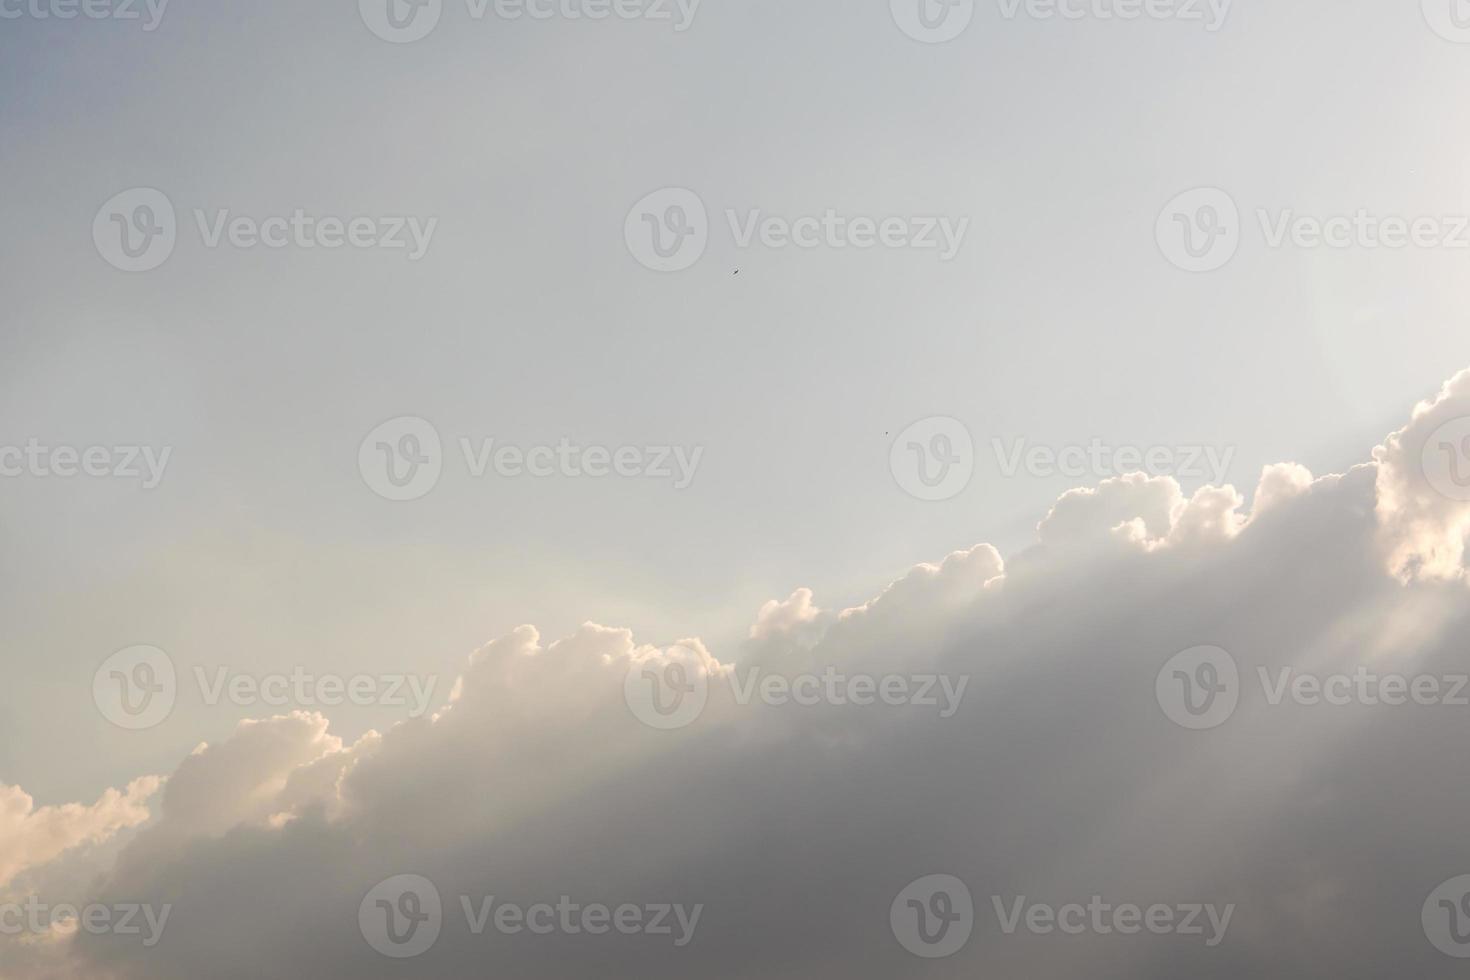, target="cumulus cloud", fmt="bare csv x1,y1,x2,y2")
9,372,1470,978
1375,367,1470,582
749,587,826,644
0,779,158,892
